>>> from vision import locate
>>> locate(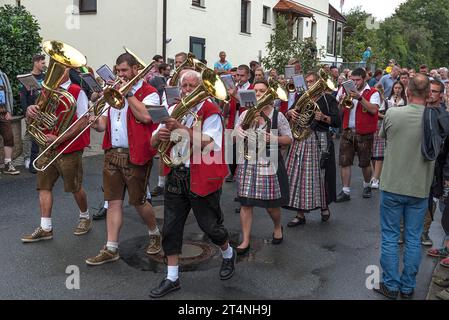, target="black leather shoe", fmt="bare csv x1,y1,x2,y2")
335,191,351,203
93,207,107,220
149,279,181,298
321,209,331,222
236,245,250,255
219,248,236,280
373,282,398,300
287,216,306,227
150,186,164,197
362,187,372,198
400,290,414,299
272,226,283,245
29,166,37,174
